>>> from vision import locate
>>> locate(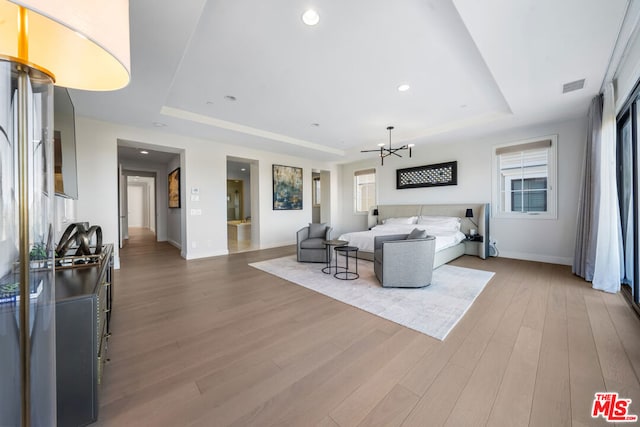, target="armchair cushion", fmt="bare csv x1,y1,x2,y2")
406,228,428,240
300,238,326,249
308,223,327,238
